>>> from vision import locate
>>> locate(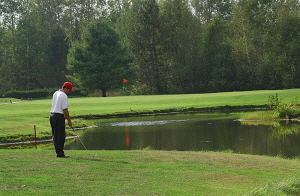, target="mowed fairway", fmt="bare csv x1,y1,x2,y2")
1,149,300,196
1,88,300,138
